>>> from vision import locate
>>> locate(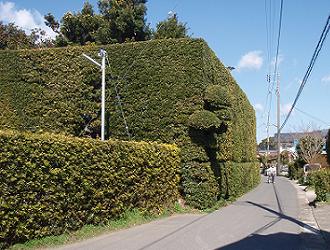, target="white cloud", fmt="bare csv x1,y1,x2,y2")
0,1,56,39
237,51,263,71
321,75,330,84
254,103,264,112
281,103,293,116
